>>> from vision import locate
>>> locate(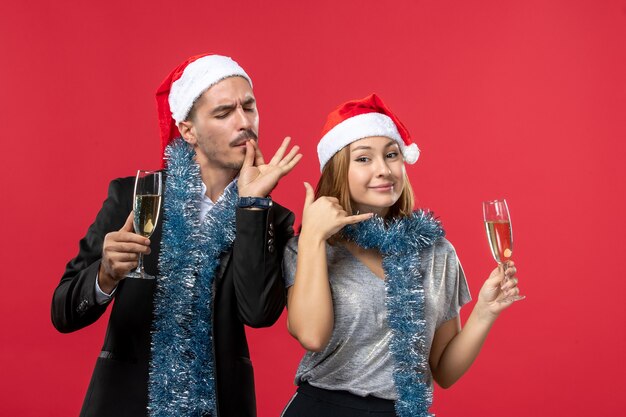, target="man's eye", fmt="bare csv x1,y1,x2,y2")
215,113,229,119
244,107,255,112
